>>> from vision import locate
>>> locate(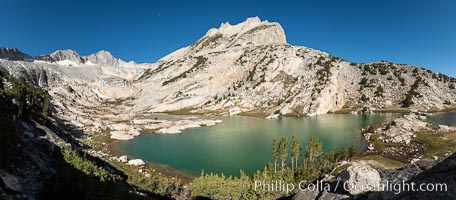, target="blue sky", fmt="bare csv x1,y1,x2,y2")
1,0,455,77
